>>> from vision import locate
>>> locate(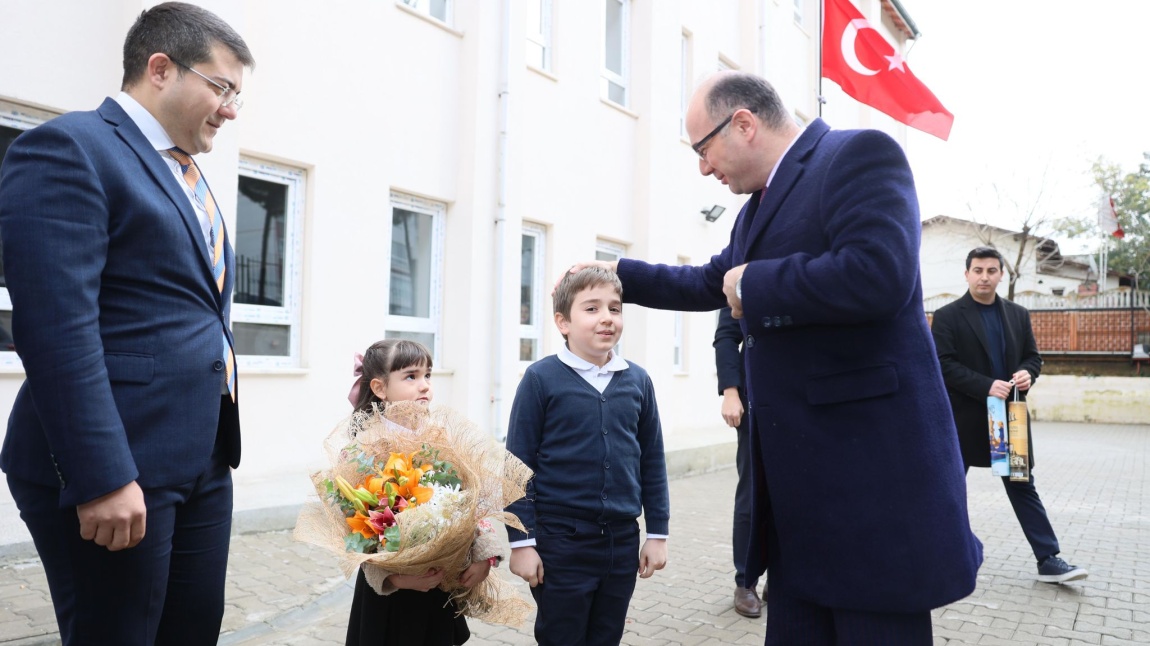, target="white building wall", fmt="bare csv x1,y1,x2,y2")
0,0,916,546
